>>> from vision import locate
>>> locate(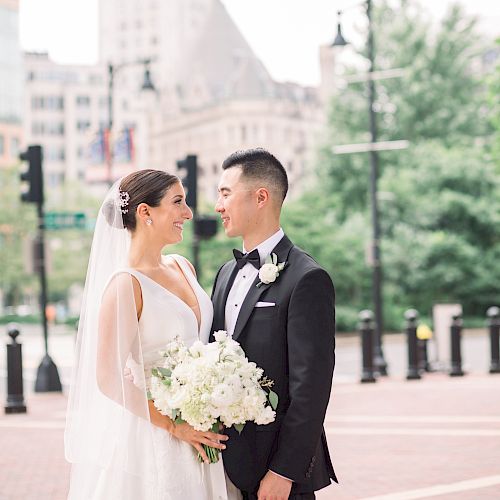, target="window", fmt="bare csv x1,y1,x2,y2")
46,147,65,161
77,121,91,132
32,122,44,135
31,96,43,109
76,95,91,107
37,122,64,135
0,135,4,155
46,96,64,110
10,138,19,157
